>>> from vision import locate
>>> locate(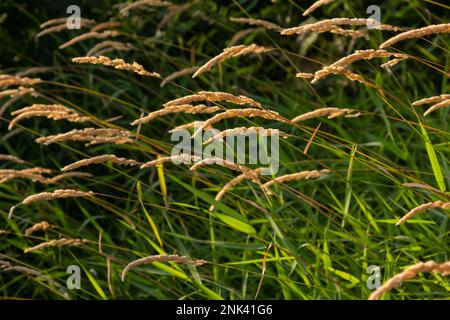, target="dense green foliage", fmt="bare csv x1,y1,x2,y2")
0,0,449,299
